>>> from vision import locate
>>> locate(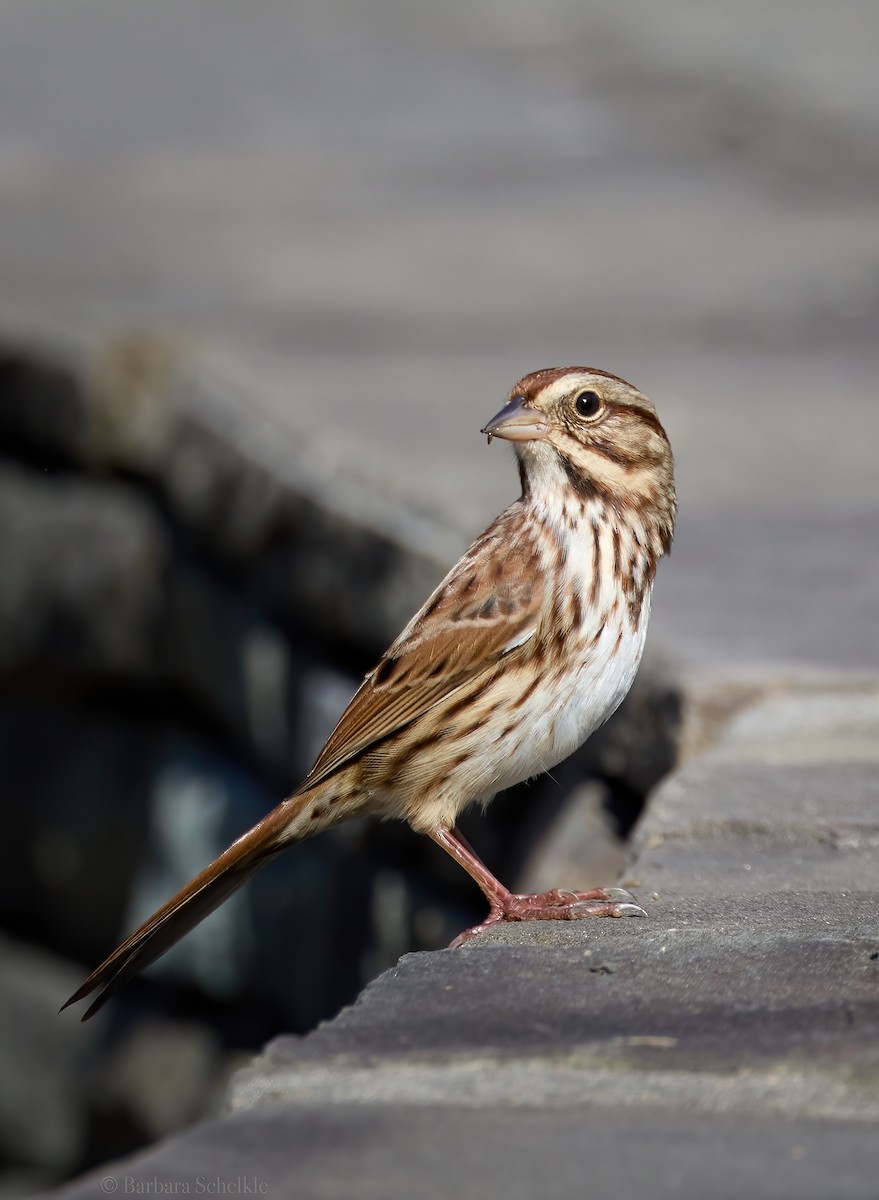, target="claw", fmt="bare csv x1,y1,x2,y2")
451,891,648,945
592,901,647,918
433,828,649,947
561,900,648,919
597,887,640,904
